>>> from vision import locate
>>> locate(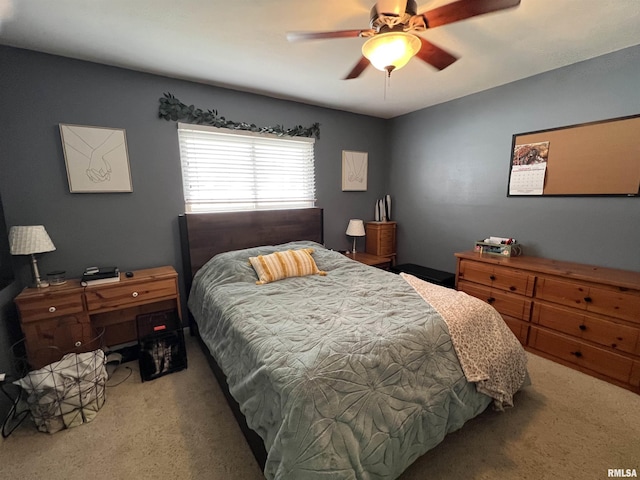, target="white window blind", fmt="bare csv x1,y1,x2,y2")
178,123,316,212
